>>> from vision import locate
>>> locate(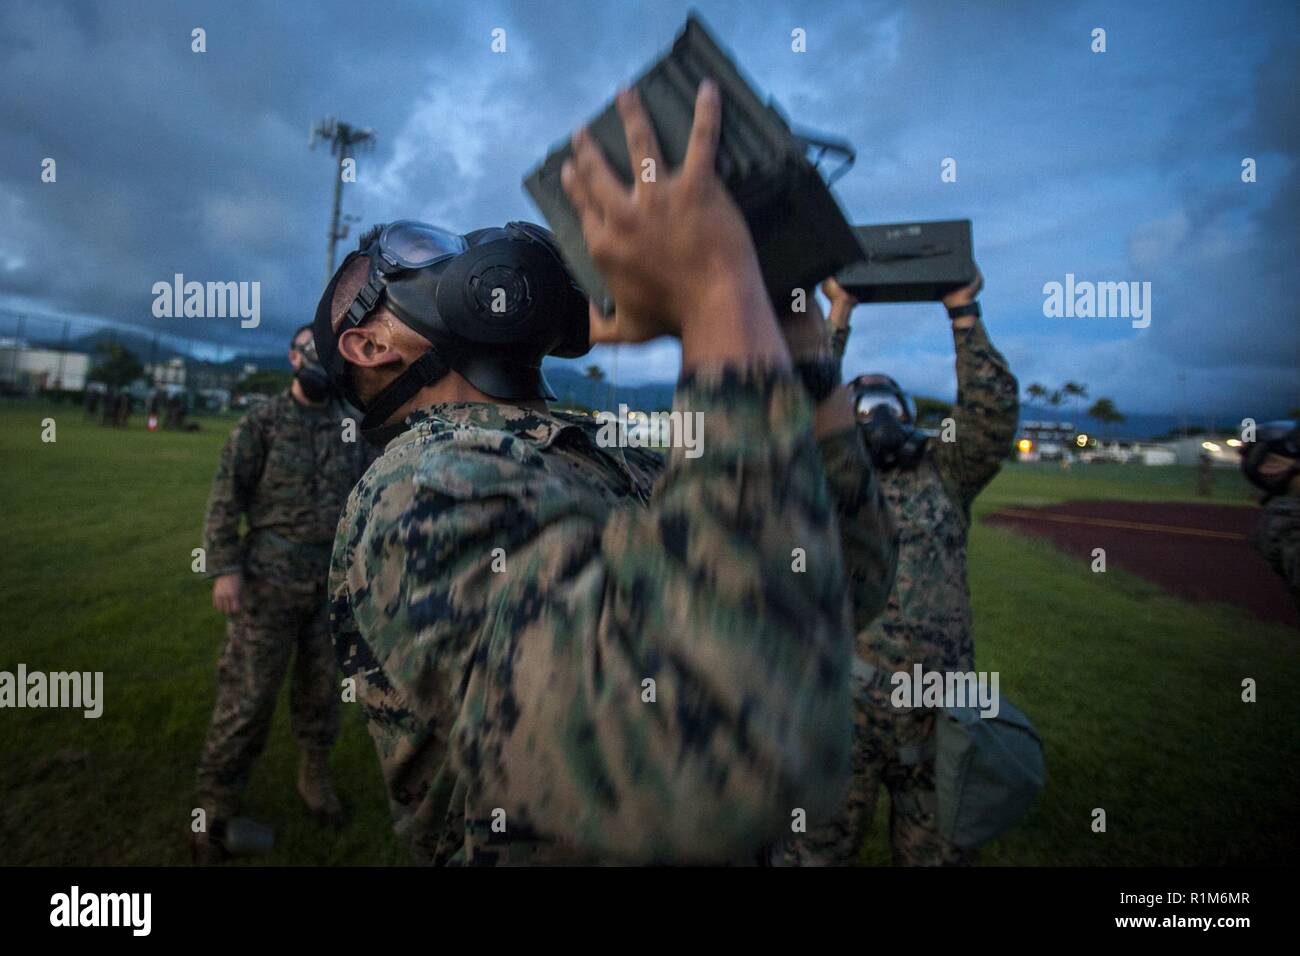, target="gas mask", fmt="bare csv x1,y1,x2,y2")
292,337,331,403
1241,420,1300,499
852,373,928,470
313,220,590,442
